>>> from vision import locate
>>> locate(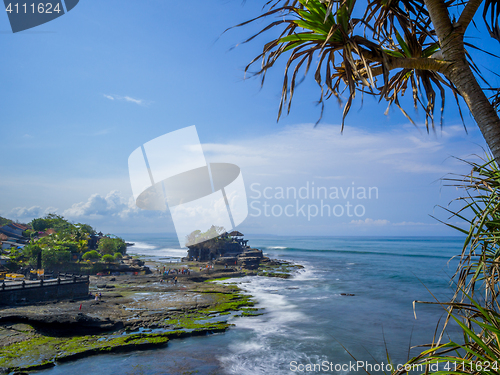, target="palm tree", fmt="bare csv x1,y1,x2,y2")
231,0,500,159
